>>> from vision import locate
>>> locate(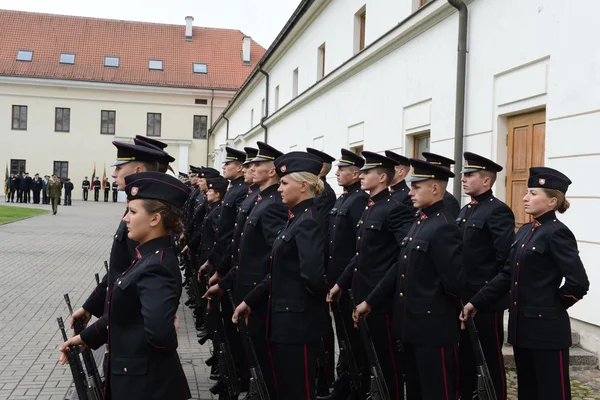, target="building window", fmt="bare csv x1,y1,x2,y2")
53,161,69,180
420,0,433,6
274,85,280,111
104,56,119,68
195,99,208,105
292,68,299,98
261,98,266,118
101,110,116,135
16,50,33,62
250,109,254,127
149,59,163,70
11,105,27,130
193,115,208,139
60,53,75,64
413,133,430,159
10,159,26,175
317,43,326,80
55,108,71,132
354,7,367,54
193,63,208,74
147,113,162,137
